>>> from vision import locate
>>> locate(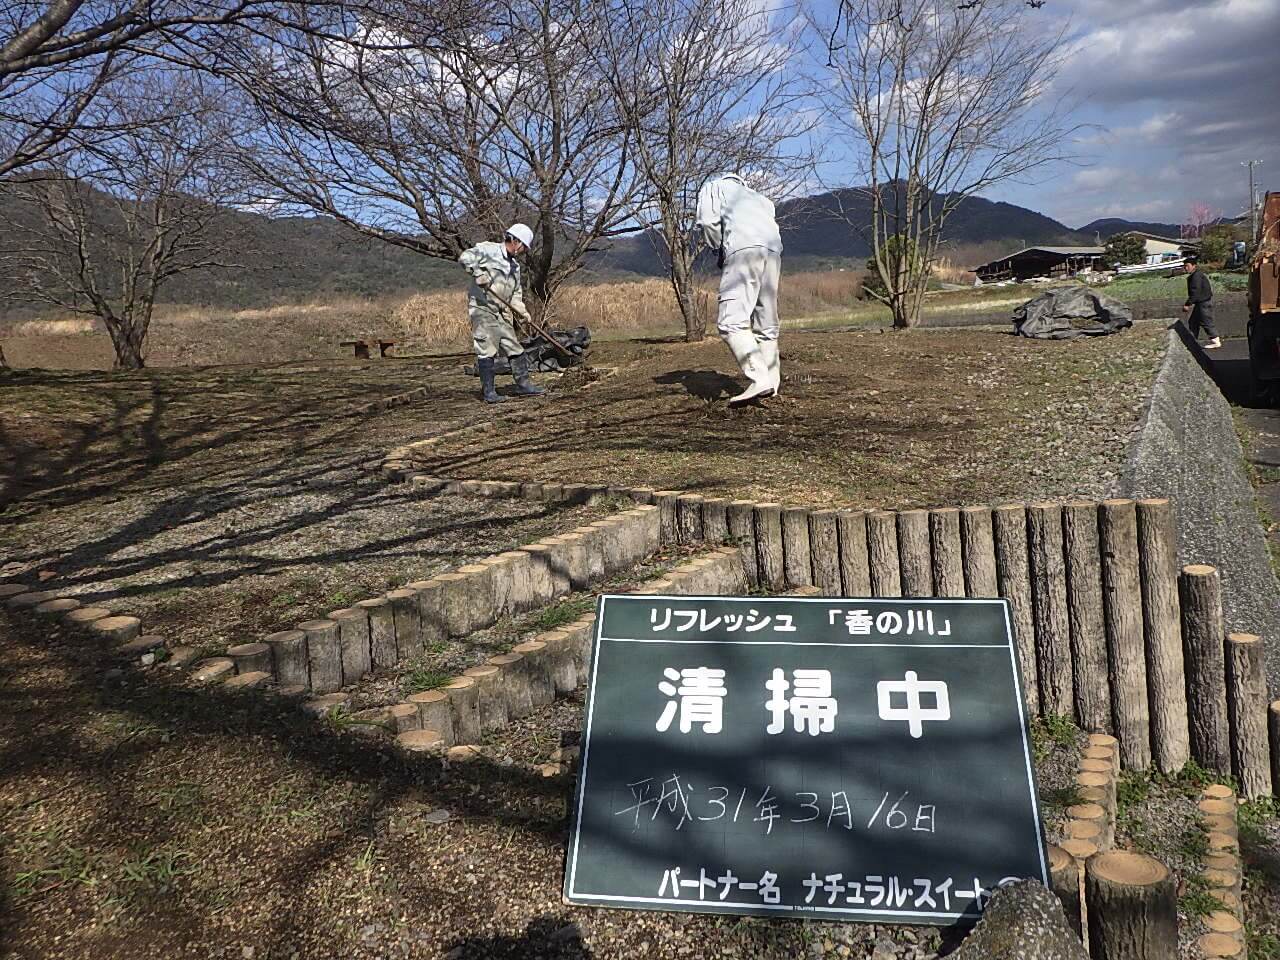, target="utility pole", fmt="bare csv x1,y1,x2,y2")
1243,159,1263,239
